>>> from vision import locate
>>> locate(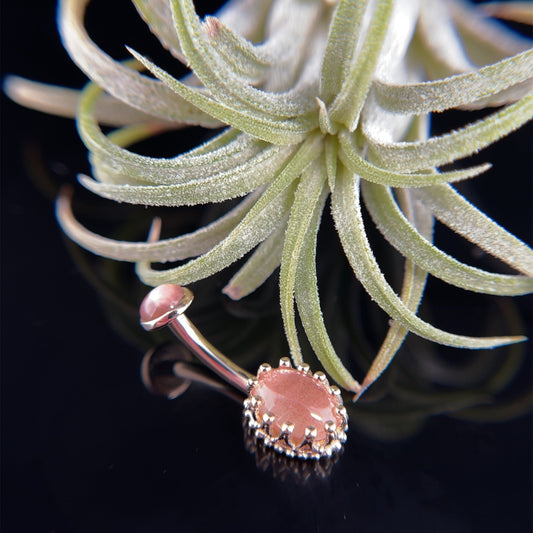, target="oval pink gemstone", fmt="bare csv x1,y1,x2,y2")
251,367,342,448
140,284,186,324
